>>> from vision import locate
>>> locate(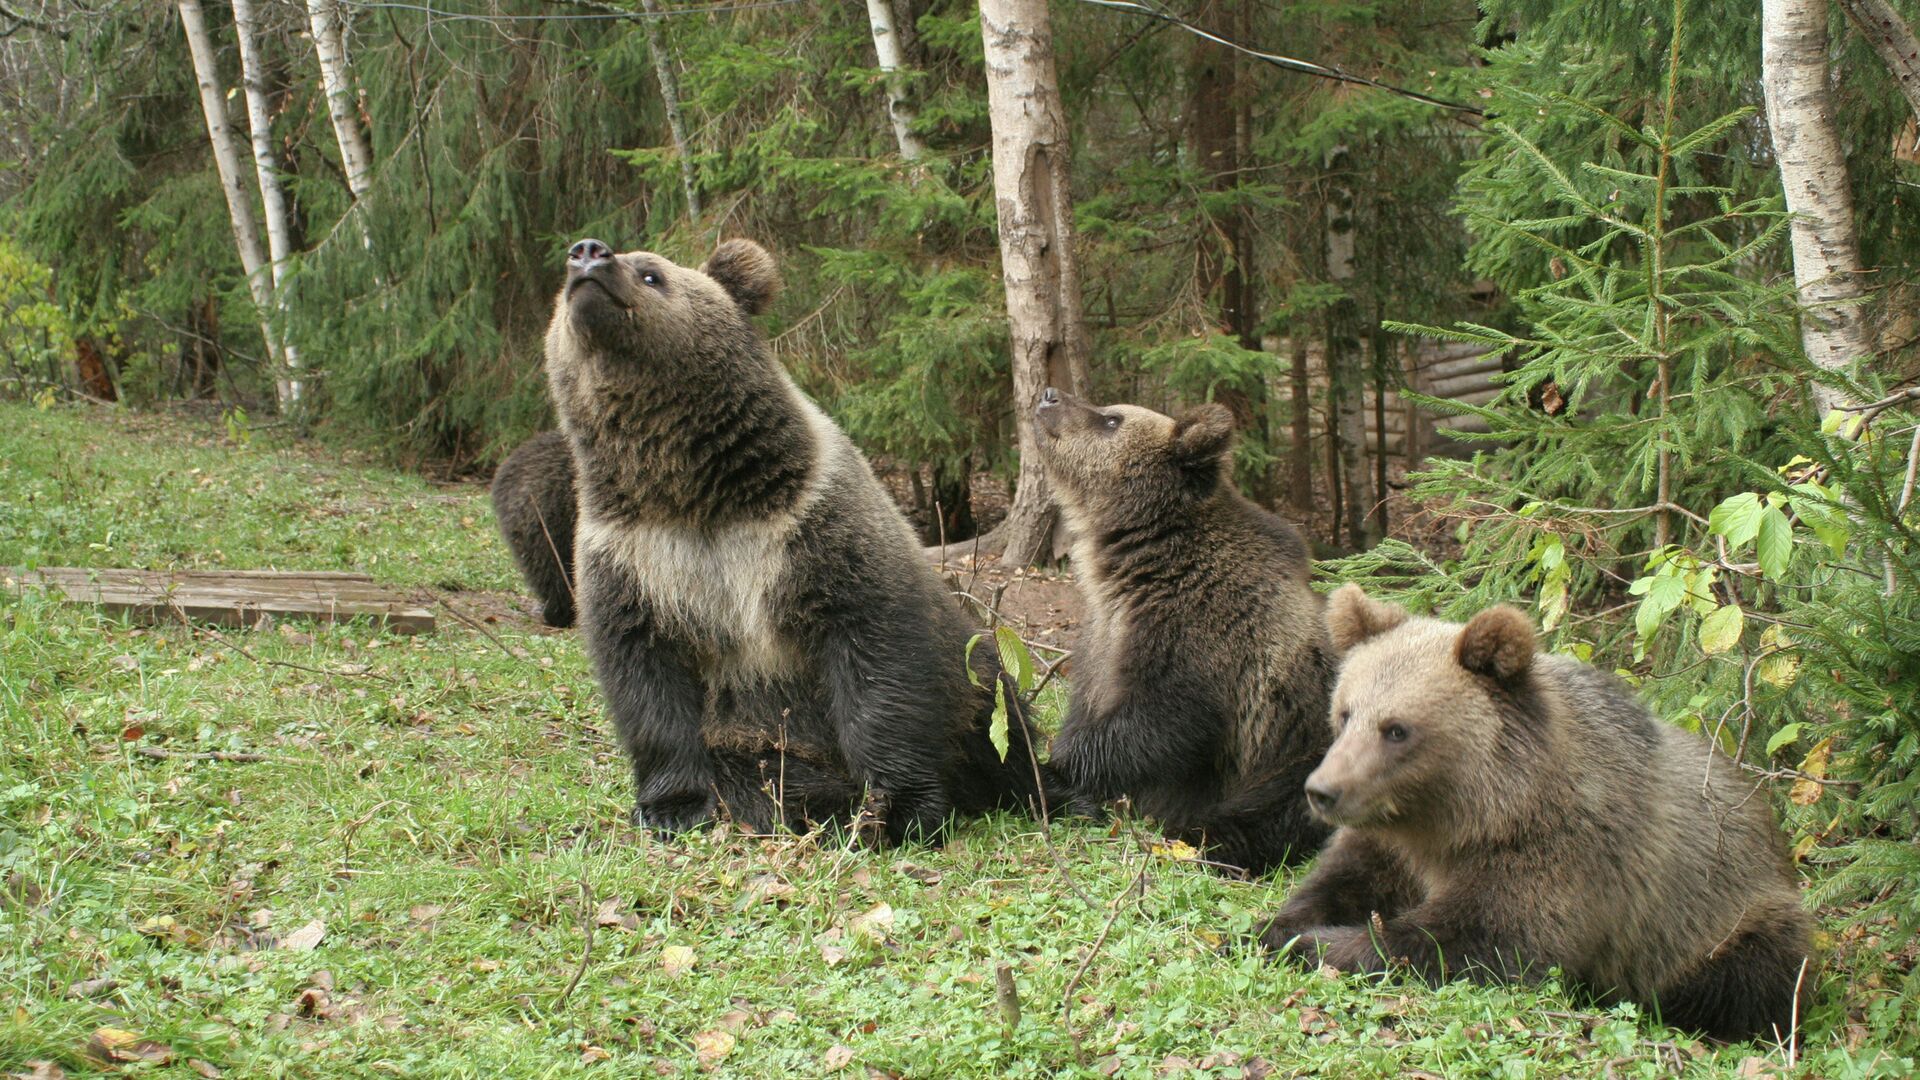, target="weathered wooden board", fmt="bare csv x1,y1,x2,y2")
9,567,435,634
